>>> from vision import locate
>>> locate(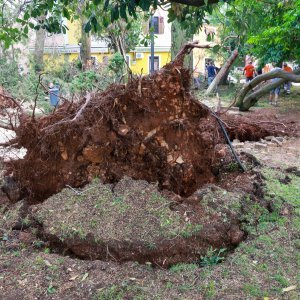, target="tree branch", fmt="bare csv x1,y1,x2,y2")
173,41,214,65
237,69,300,110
